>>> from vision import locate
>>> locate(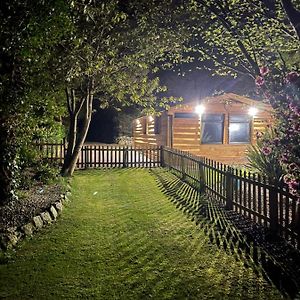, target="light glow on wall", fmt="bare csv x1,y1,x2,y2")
248,107,258,116
195,104,205,115
148,116,154,122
